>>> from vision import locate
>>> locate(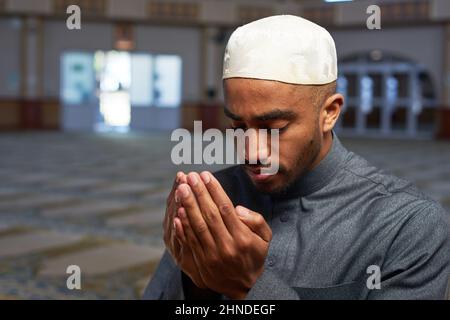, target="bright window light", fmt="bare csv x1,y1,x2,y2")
153,55,182,108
